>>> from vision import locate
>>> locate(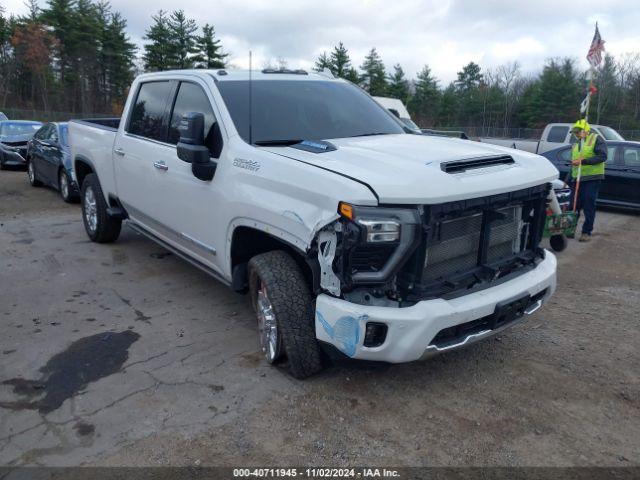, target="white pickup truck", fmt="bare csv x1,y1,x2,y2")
480,123,624,154
69,69,559,378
